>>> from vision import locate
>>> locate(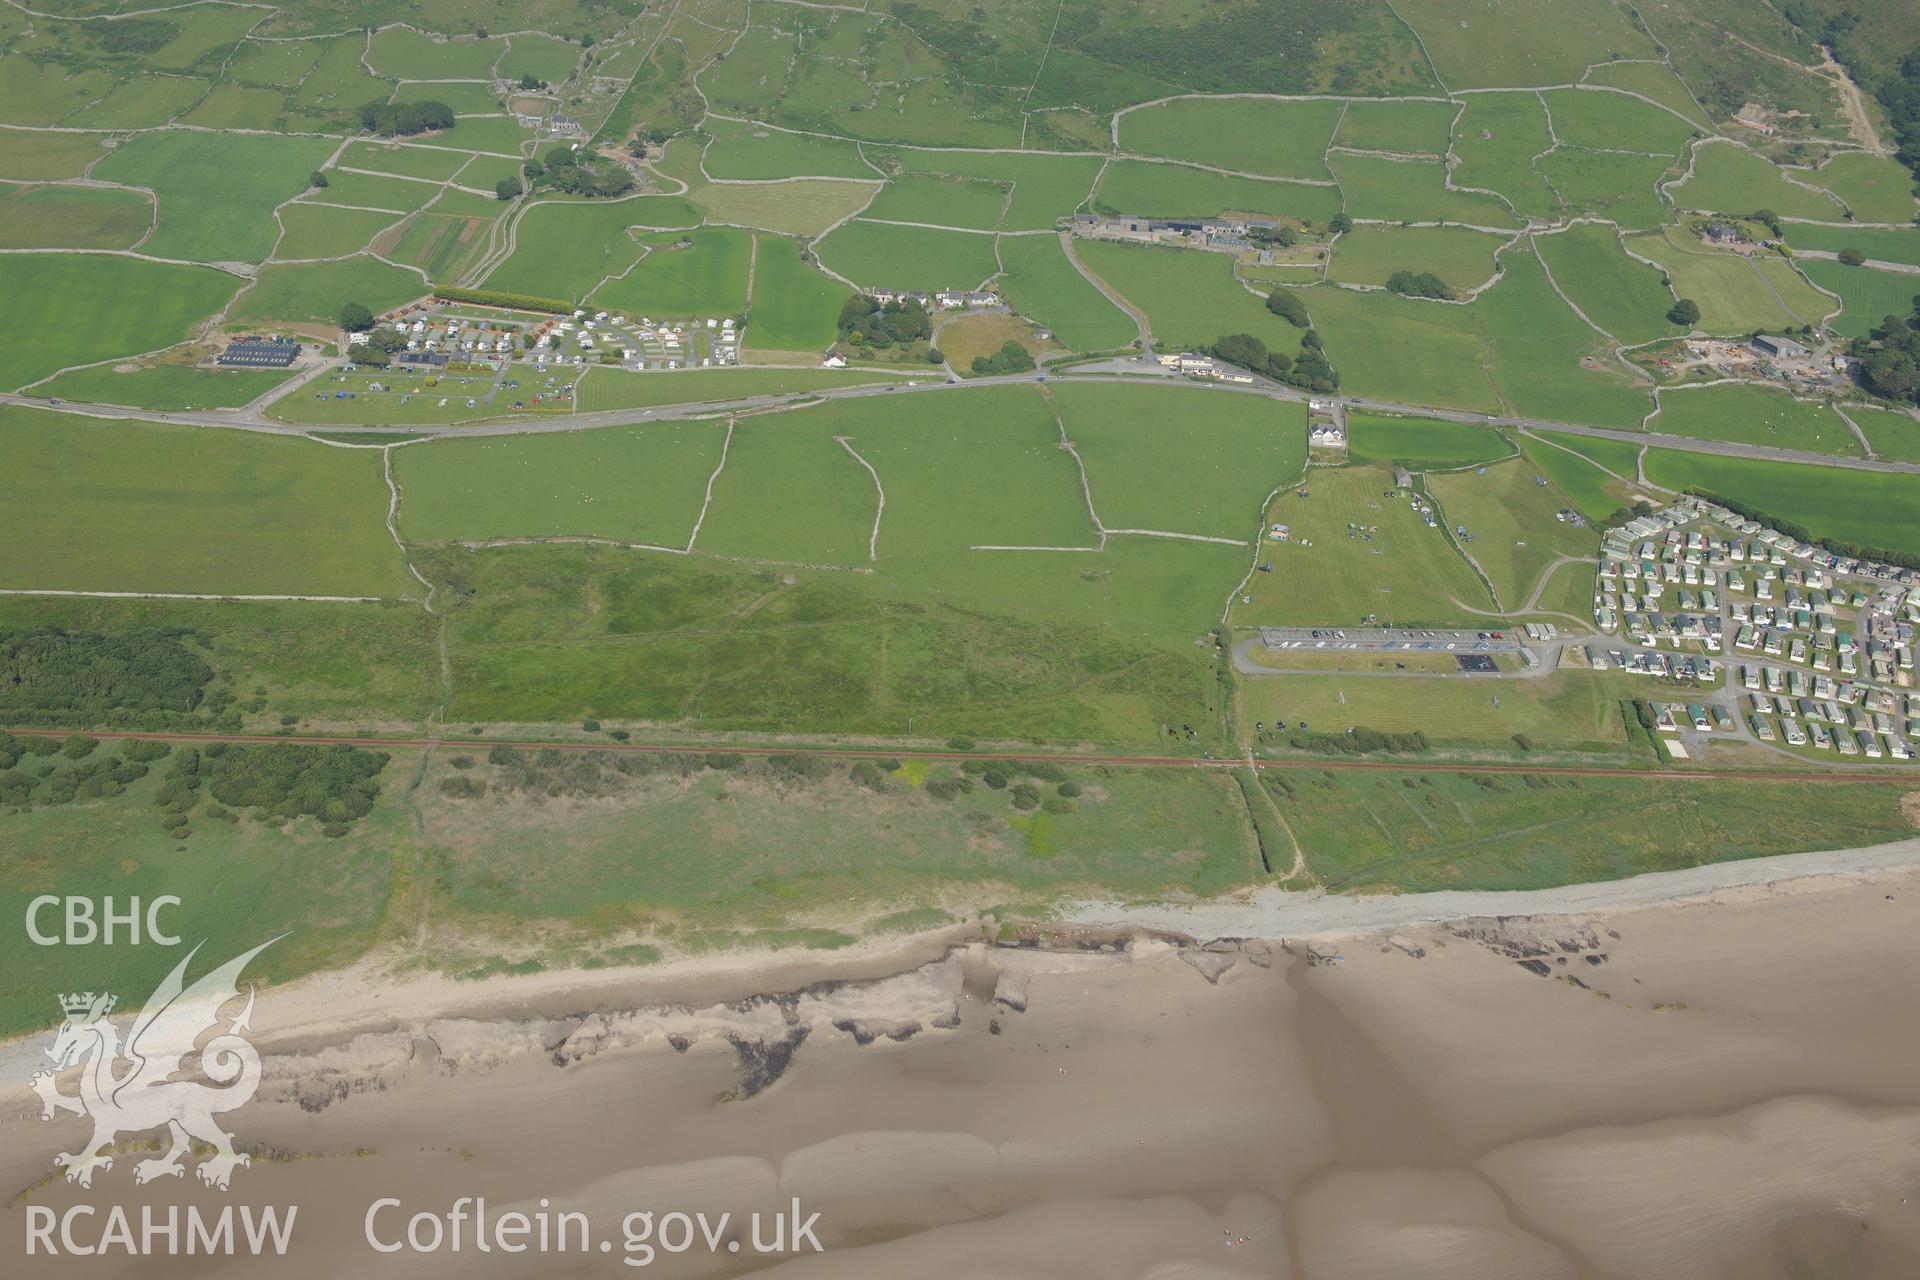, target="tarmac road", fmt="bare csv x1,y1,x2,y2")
11,366,1920,477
